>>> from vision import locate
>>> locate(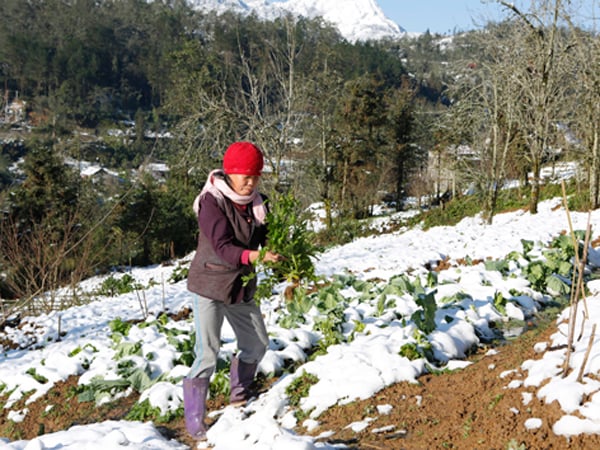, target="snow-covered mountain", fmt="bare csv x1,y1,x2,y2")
187,0,406,42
